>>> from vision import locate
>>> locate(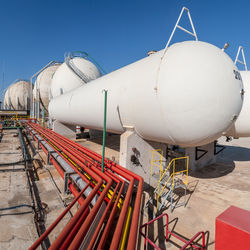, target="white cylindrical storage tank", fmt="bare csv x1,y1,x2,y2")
226,71,250,137
49,41,244,147
50,57,101,98
8,80,32,110
33,64,60,110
